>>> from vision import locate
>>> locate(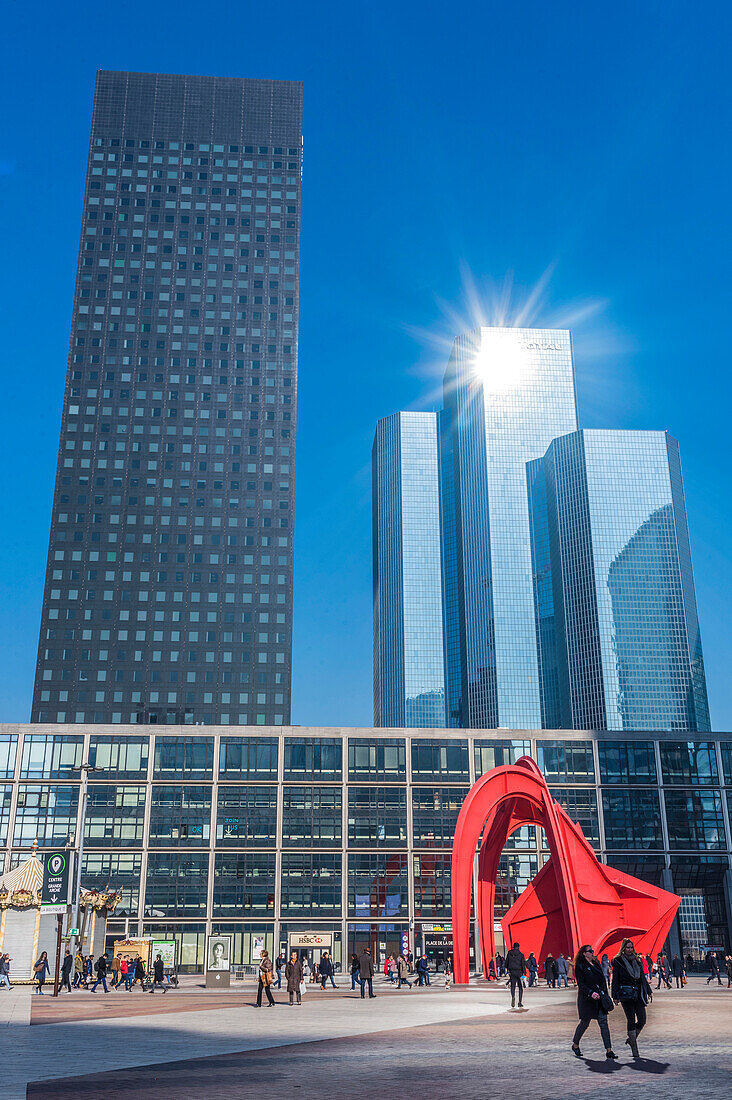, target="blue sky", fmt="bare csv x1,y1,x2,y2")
1,1,730,729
